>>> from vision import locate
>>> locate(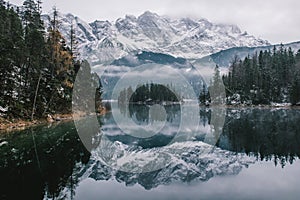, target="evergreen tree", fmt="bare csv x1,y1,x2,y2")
128,83,179,103
223,45,300,105
43,7,73,114
199,83,210,105
0,3,25,117
69,22,79,61
21,0,46,118
0,0,102,120
209,65,226,104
